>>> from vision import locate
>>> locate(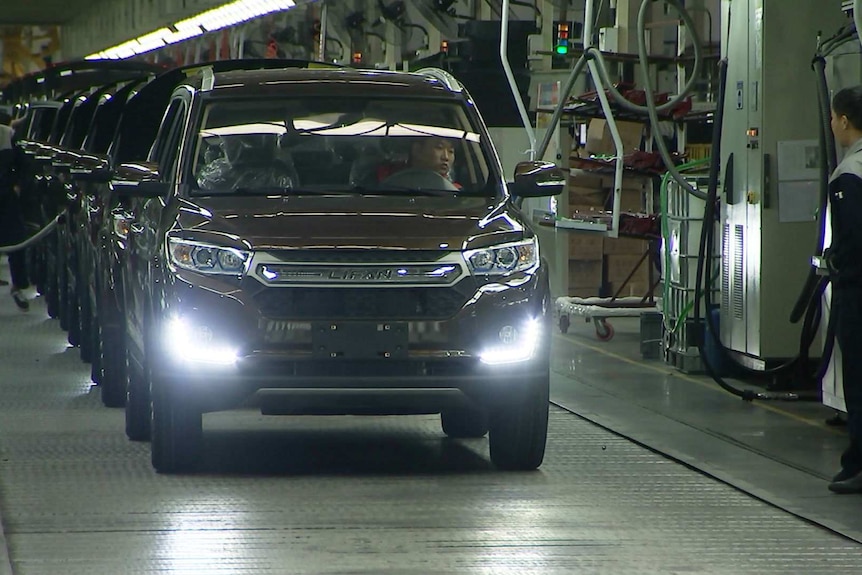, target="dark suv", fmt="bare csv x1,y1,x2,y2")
106,65,564,473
